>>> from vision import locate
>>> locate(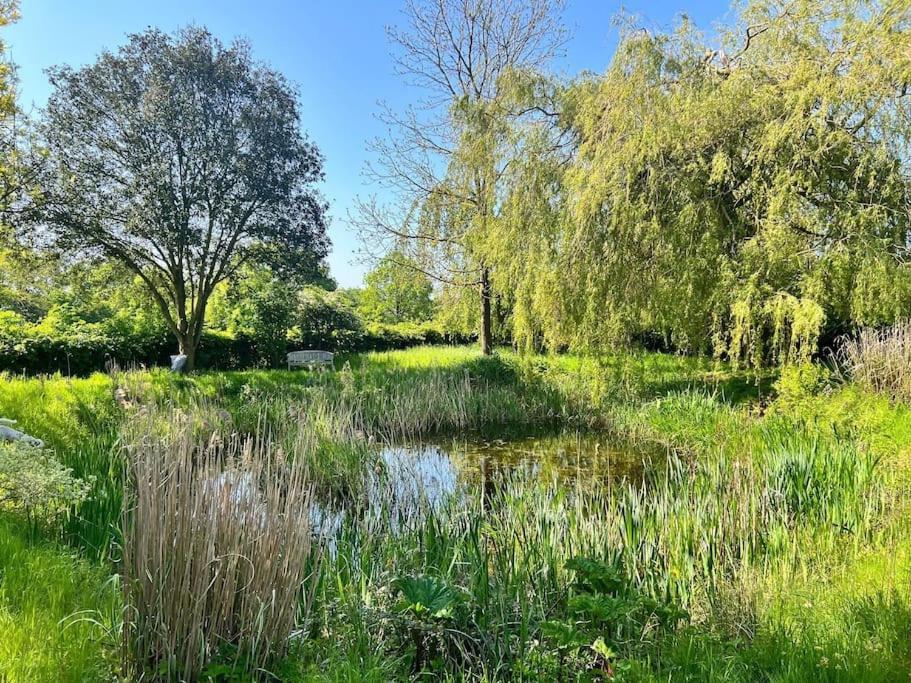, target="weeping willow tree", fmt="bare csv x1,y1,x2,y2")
490,0,911,365
354,0,567,354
